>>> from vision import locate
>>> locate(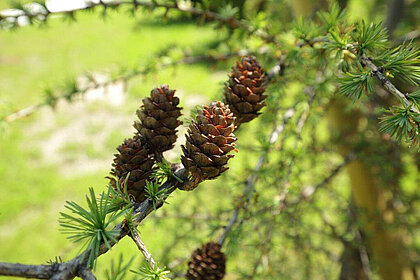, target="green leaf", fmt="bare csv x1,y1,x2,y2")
407,89,420,108
145,181,170,210
151,159,183,184
379,106,420,149
106,174,134,213
338,71,374,100
316,3,344,31
375,43,420,86
352,21,388,55
59,187,126,268
294,17,319,40
105,254,135,280
218,4,238,19
131,262,170,280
